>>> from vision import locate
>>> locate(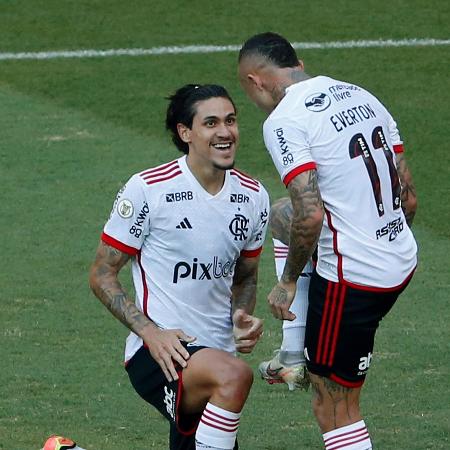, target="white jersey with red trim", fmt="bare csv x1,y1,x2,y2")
263,76,417,289
102,155,269,361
